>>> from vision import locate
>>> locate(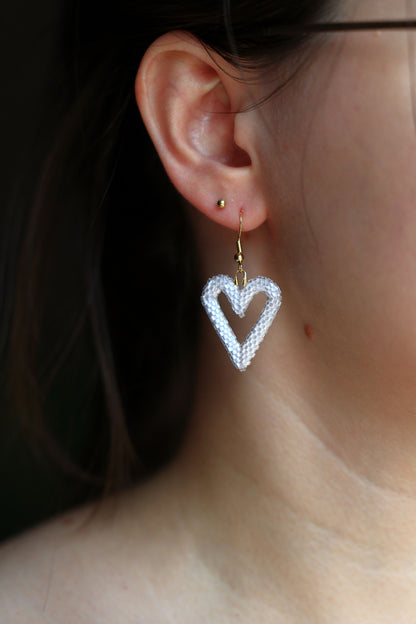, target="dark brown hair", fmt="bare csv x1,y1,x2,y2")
7,0,336,497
